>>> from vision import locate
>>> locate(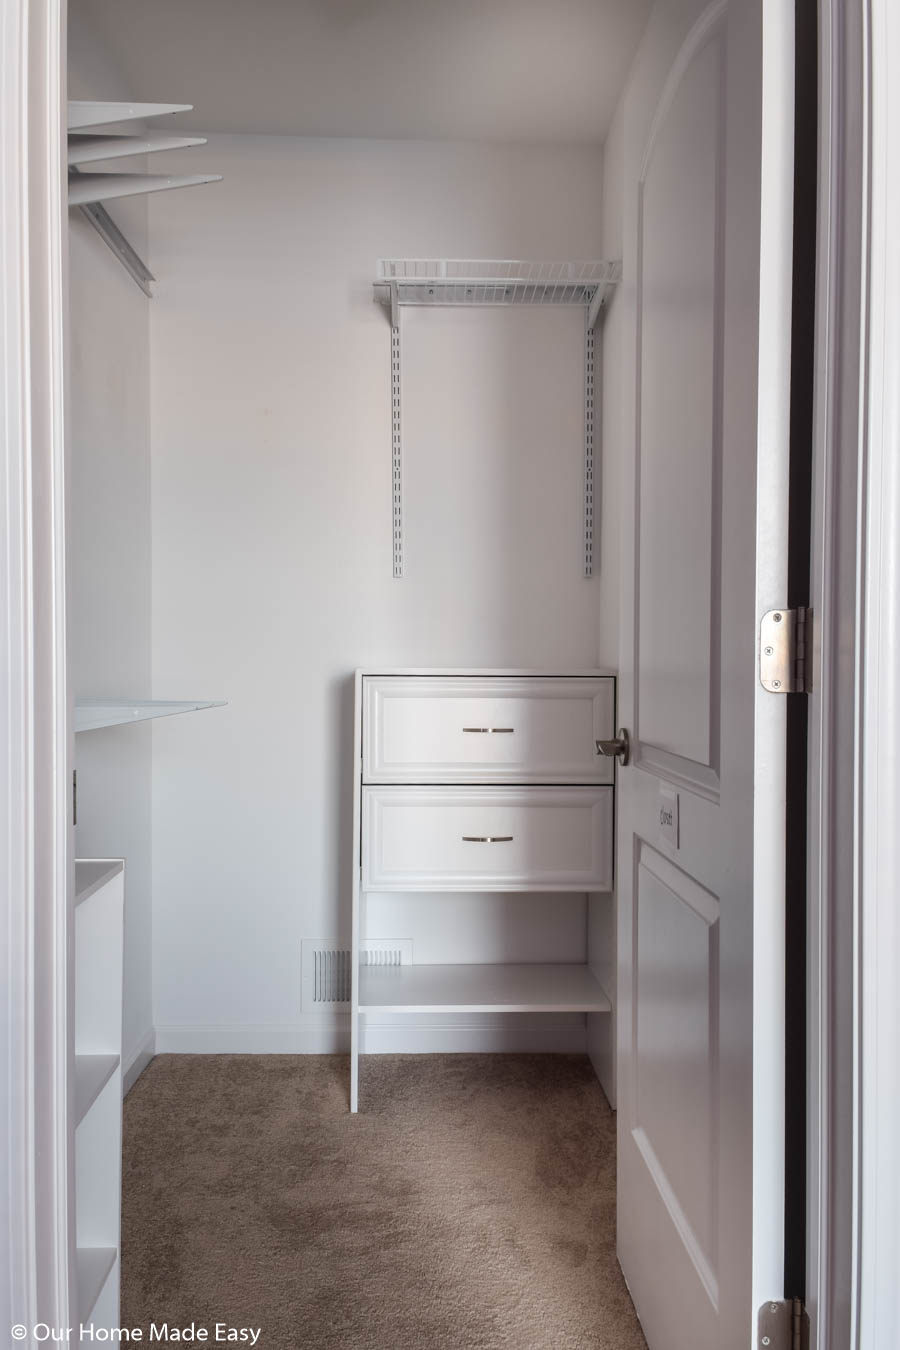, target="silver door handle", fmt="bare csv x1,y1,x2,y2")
462,836,514,843
462,727,514,734
596,728,630,766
